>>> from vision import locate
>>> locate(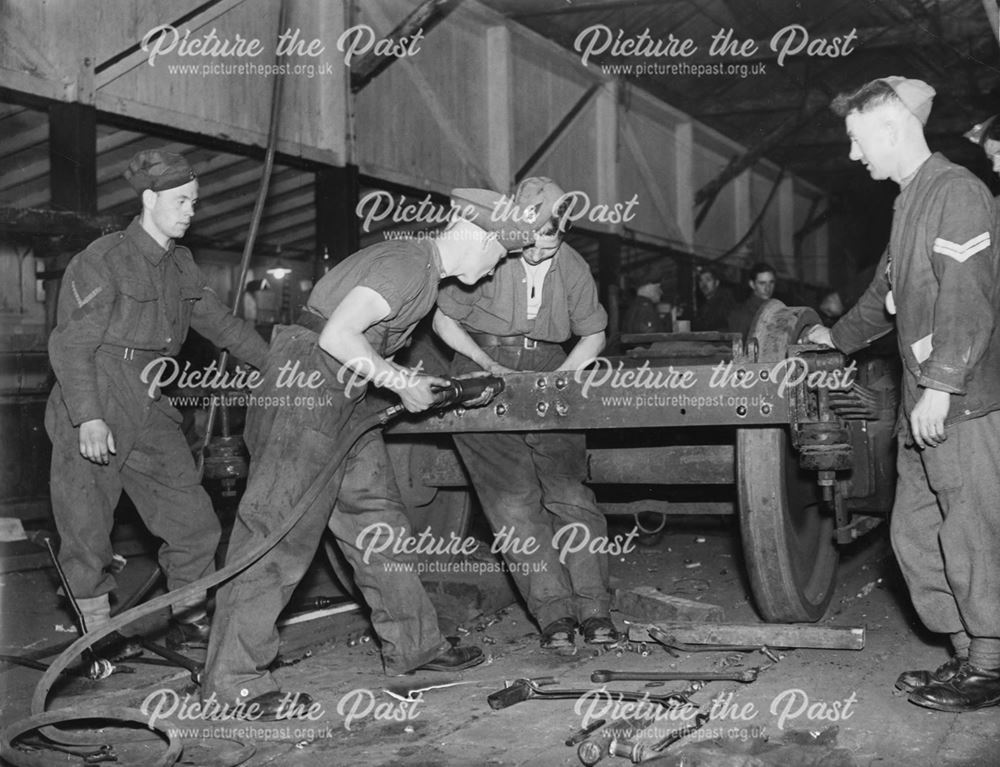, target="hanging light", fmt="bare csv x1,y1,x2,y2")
266,244,291,280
